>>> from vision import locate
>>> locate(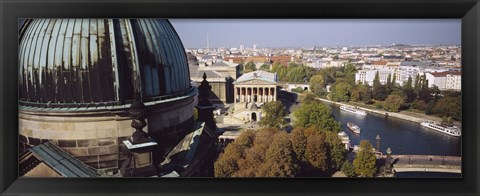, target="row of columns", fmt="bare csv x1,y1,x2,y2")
234,86,276,103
